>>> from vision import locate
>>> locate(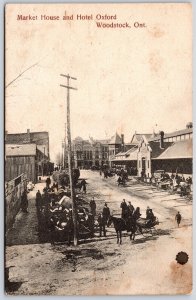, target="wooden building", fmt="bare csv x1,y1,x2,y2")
5,144,37,182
